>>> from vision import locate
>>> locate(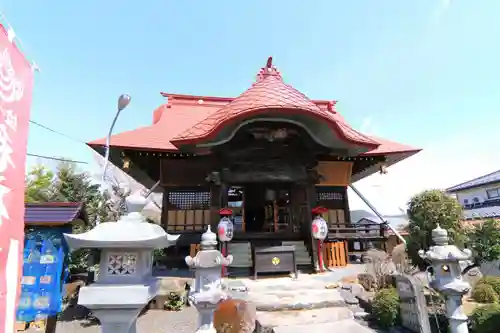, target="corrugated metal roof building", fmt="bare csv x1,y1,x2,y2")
24,202,88,226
